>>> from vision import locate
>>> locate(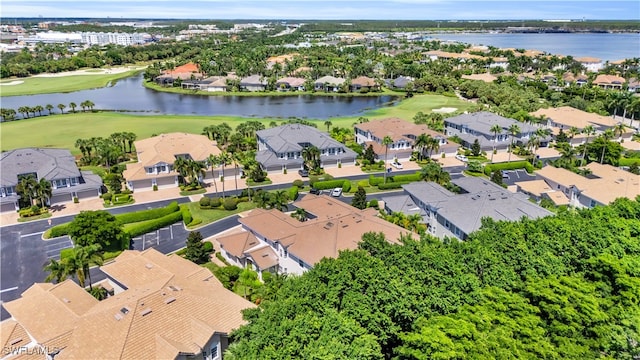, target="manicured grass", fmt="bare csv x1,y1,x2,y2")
0,93,472,153
179,188,207,196
185,201,256,228
17,211,52,222
0,69,143,96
